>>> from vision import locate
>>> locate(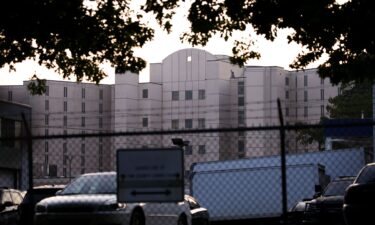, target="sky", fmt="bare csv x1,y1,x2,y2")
0,0,347,85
